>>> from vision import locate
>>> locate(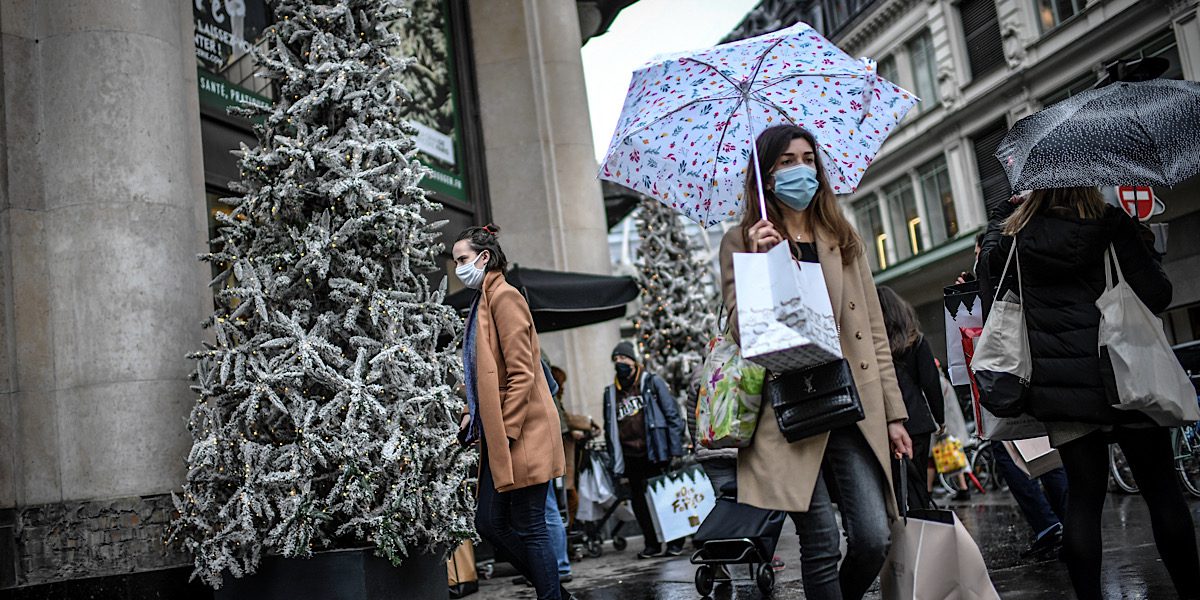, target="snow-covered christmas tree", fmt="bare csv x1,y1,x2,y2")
632,198,718,406
169,0,473,587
